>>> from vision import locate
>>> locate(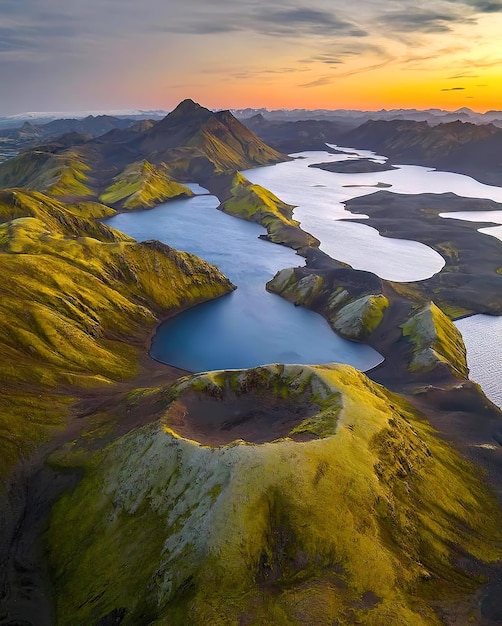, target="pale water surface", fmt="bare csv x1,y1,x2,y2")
440,210,502,242
243,147,502,280
455,315,502,409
